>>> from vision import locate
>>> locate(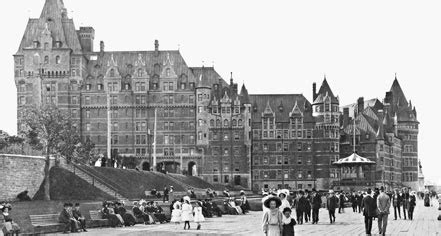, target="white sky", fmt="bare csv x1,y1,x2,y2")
2,0,440,184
